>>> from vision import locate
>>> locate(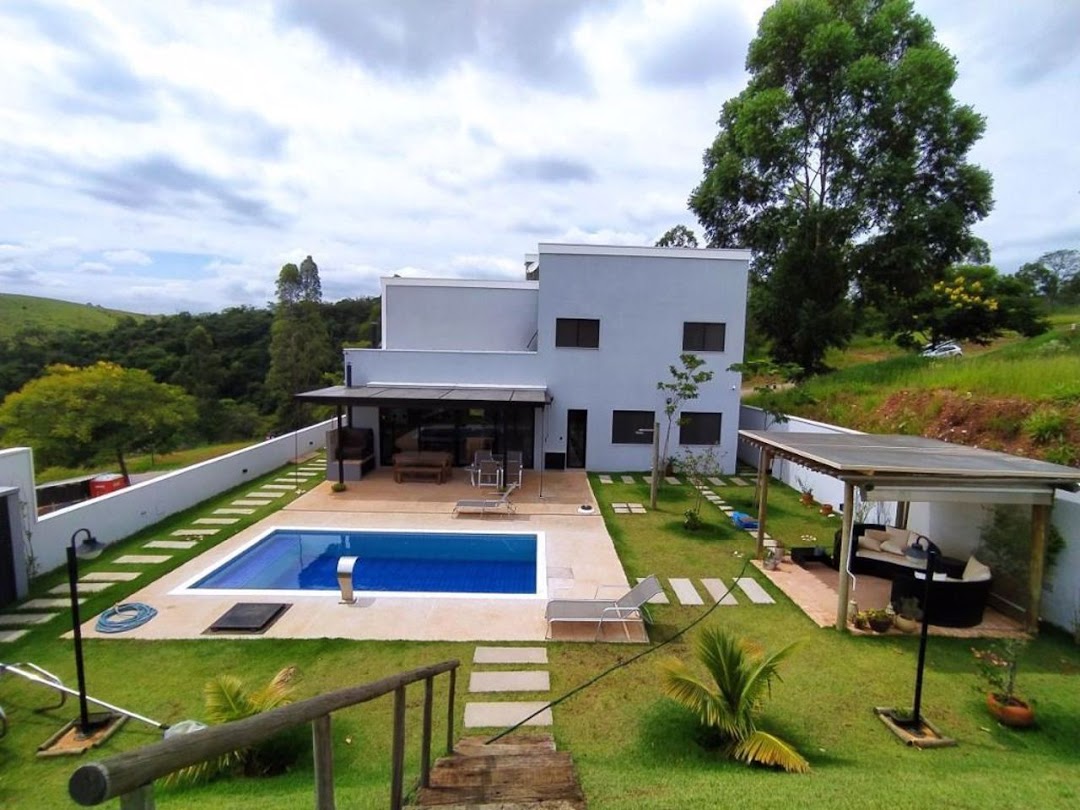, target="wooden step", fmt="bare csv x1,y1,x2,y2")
414,781,585,806
429,752,576,788
406,801,584,810
454,735,557,757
